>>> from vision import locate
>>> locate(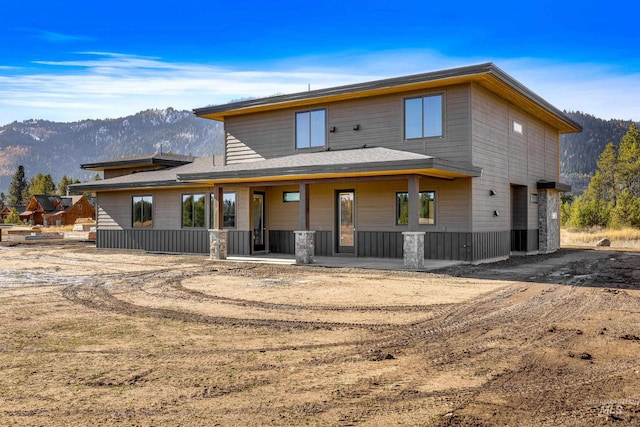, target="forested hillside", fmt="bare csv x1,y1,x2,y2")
0,108,636,197
0,108,223,194
561,111,637,194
